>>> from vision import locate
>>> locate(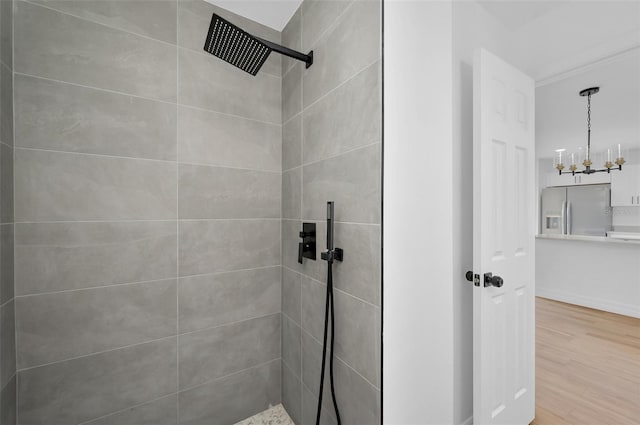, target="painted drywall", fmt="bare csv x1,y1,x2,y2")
205,0,302,30
536,49,640,159
536,238,640,317
383,1,454,423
